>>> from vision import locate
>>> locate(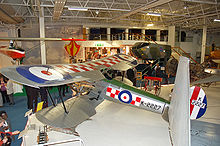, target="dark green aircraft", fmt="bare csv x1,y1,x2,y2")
131,42,171,62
